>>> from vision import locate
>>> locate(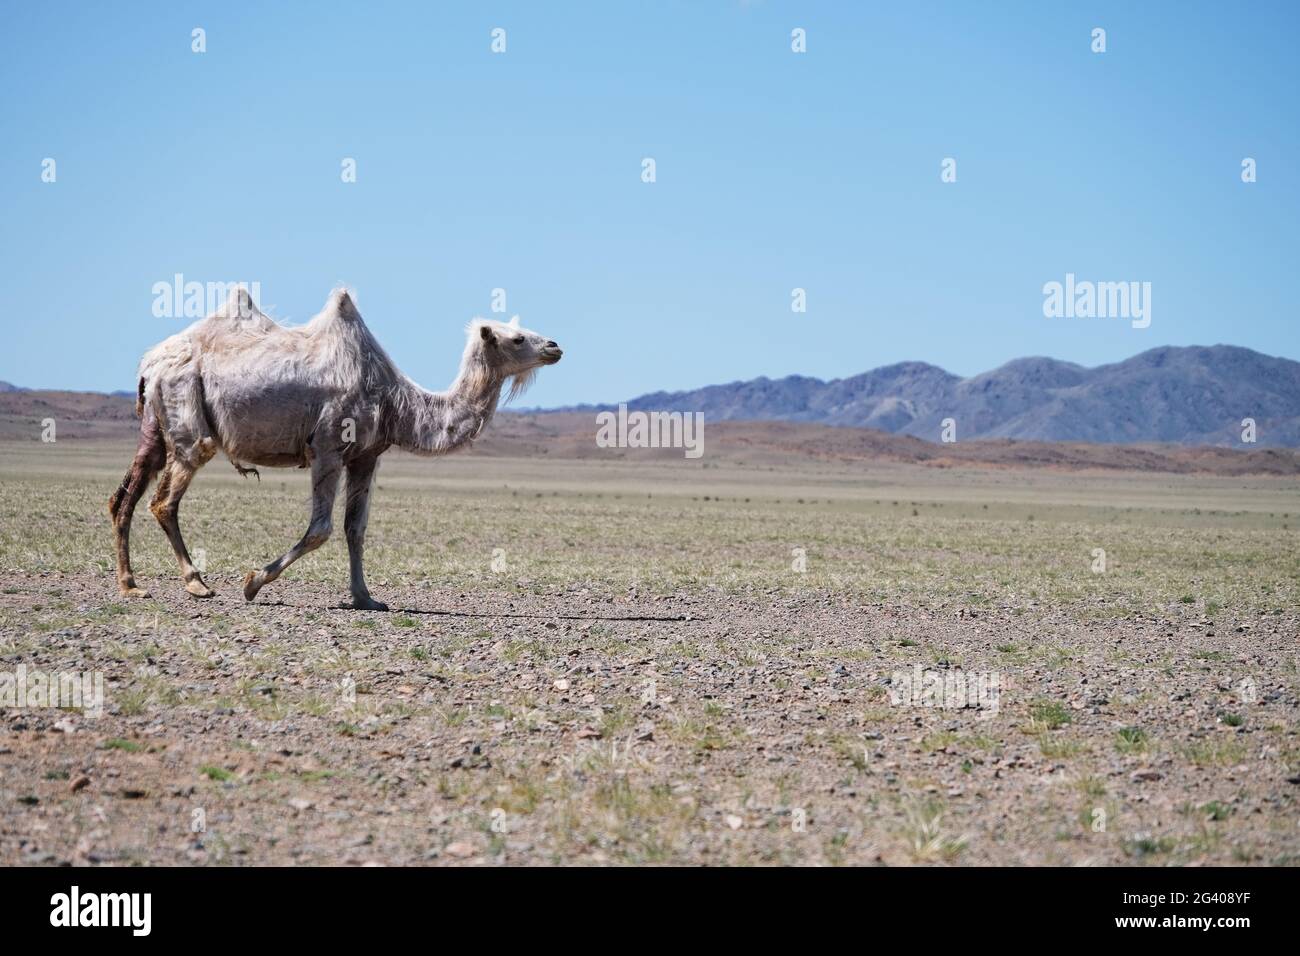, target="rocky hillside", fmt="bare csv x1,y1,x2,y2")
553,346,1300,447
